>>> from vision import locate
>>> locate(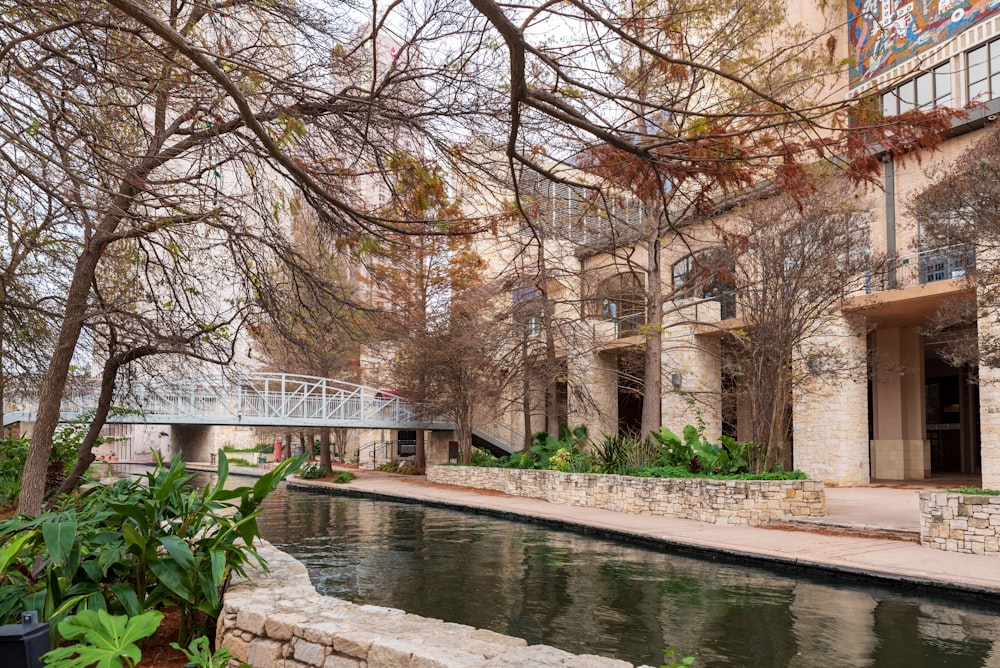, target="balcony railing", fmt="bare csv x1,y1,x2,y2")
857,246,973,295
